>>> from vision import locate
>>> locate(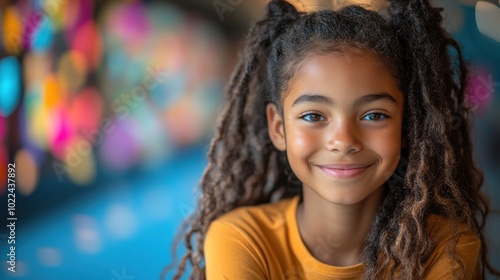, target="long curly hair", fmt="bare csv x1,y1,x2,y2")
166,1,499,279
